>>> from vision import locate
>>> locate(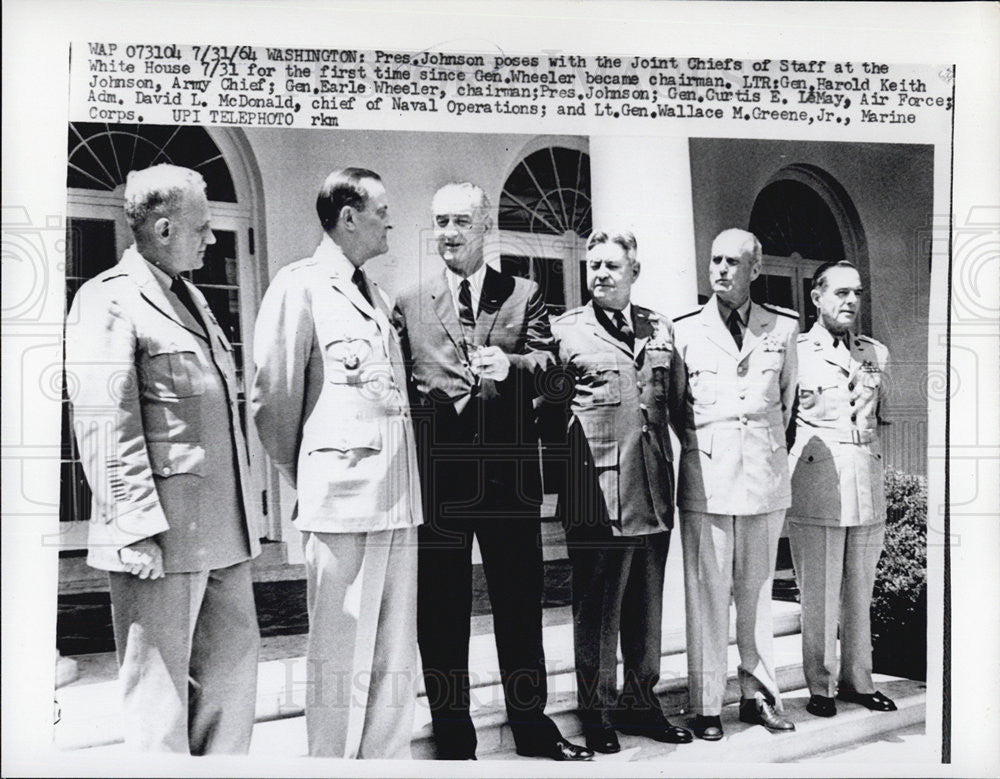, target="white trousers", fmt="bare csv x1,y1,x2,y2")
788,521,886,697
109,560,259,754
680,510,785,716
302,527,418,758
